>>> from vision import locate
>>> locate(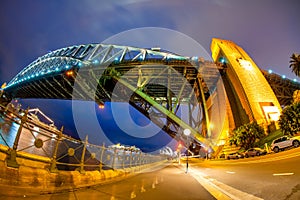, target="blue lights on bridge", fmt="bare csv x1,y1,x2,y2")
4,43,299,91
77,62,83,67
220,57,226,63
93,59,100,65
268,69,299,82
